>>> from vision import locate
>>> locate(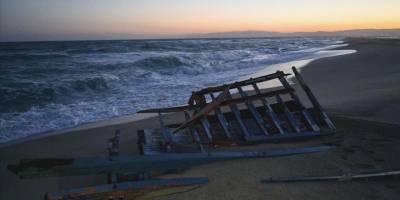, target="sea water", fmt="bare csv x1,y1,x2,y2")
0,37,344,142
